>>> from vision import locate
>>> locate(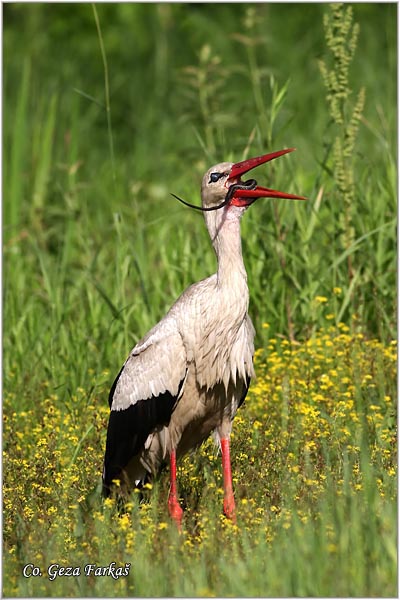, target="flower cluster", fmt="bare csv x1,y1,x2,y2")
3,327,396,595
